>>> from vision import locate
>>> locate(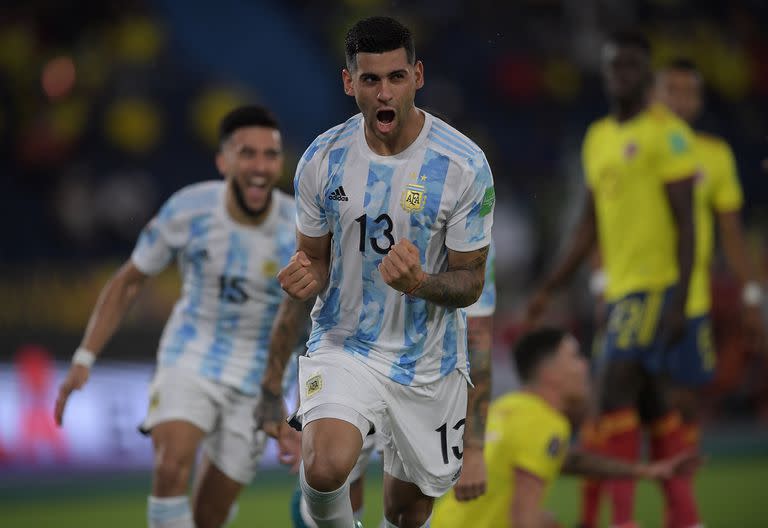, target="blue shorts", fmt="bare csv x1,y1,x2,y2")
665,314,716,386
600,288,673,373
